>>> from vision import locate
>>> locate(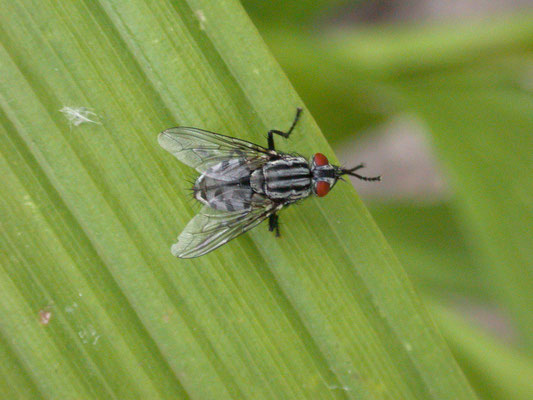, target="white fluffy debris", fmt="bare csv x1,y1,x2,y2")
60,107,101,127
195,10,206,30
